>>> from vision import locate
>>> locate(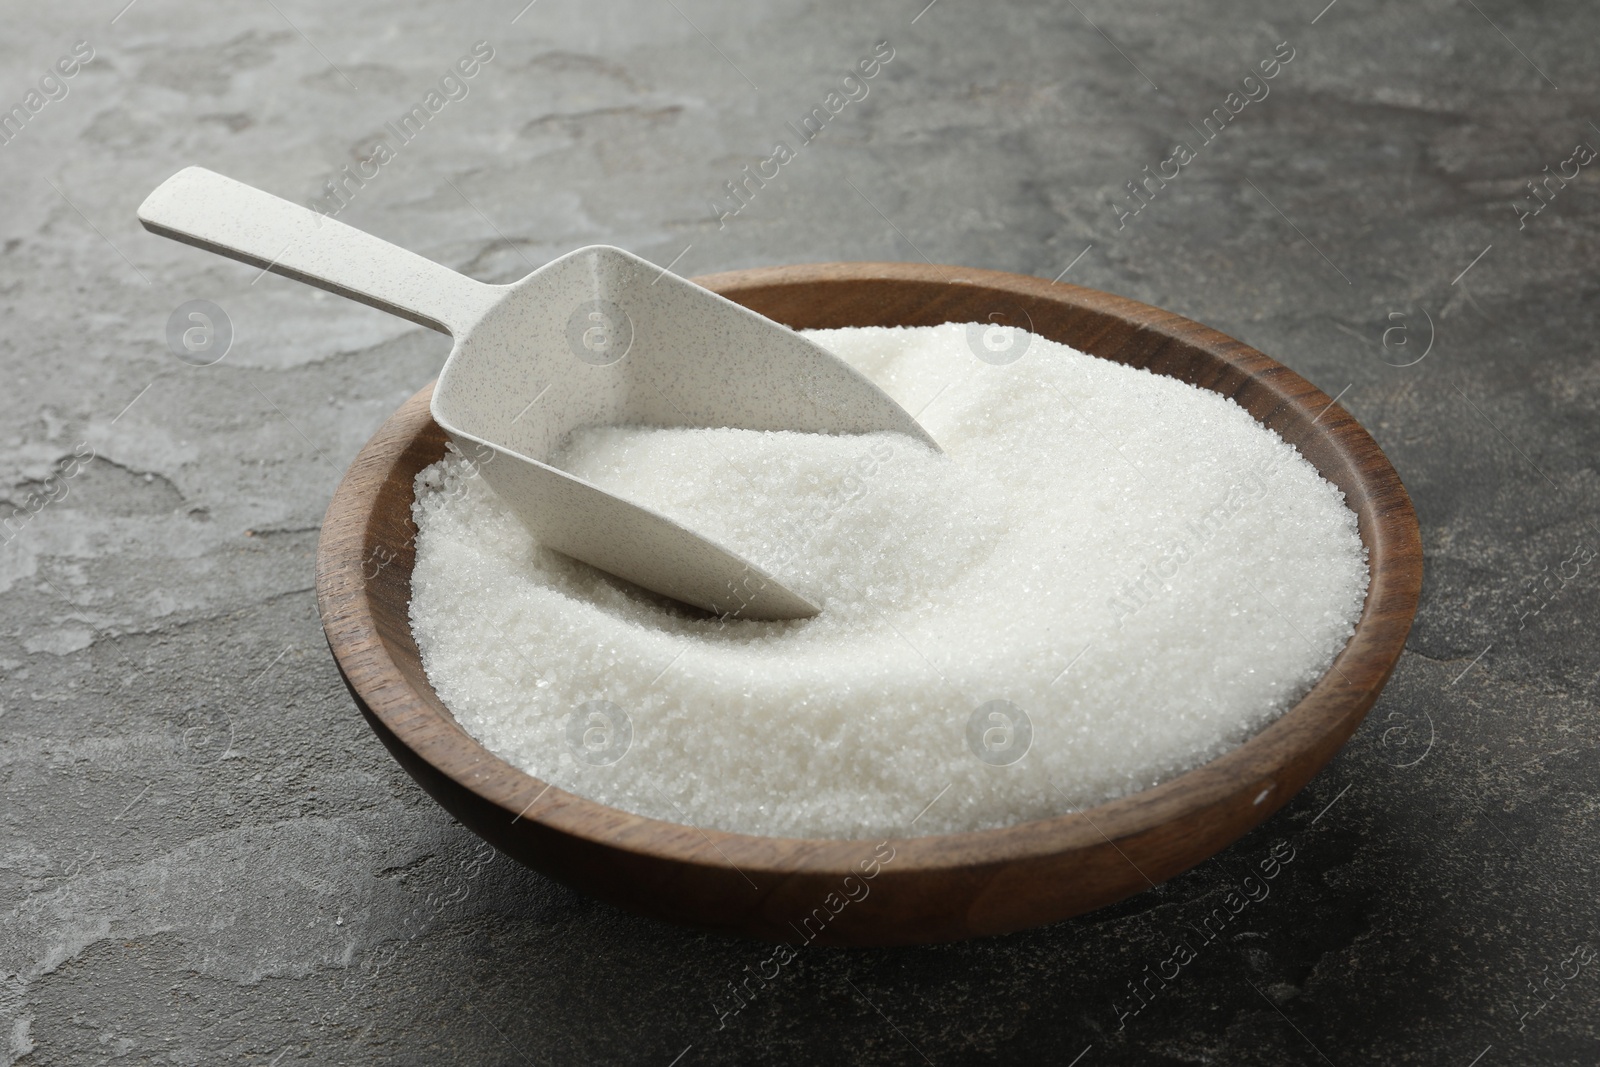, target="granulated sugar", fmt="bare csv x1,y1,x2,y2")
408,323,1368,839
